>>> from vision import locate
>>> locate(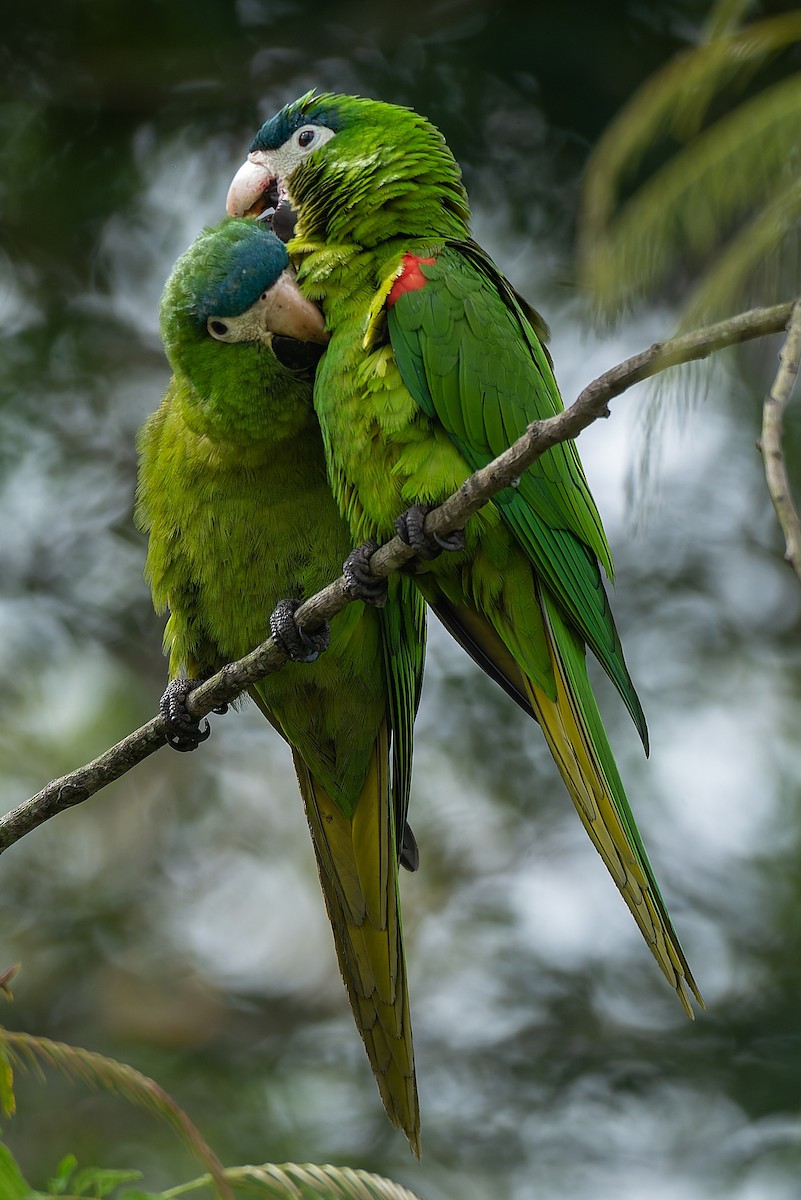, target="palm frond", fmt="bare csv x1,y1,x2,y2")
703,0,758,40
583,72,801,315
680,178,801,326
579,12,801,269
0,1029,232,1200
